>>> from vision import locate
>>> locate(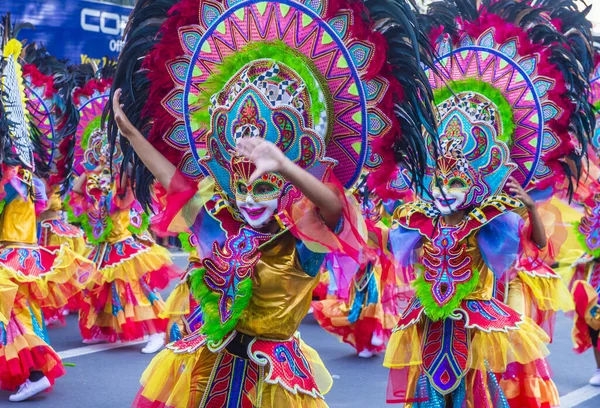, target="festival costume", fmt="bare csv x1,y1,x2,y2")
109,0,438,406
0,32,95,394
383,1,594,406
312,183,402,356
569,54,600,356
68,73,178,344
21,48,90,317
